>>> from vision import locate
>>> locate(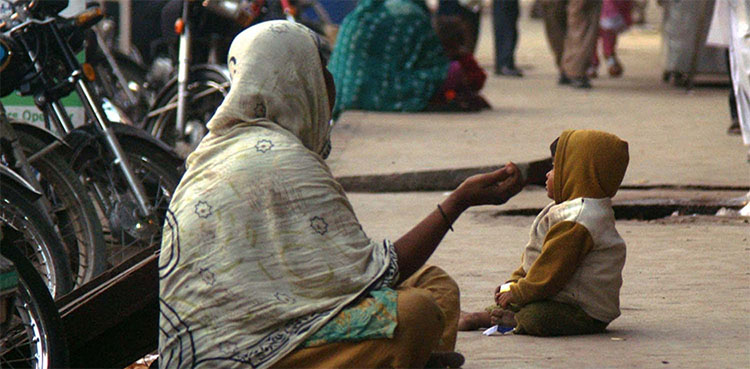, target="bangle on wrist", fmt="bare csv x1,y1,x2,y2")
437,204,454,232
